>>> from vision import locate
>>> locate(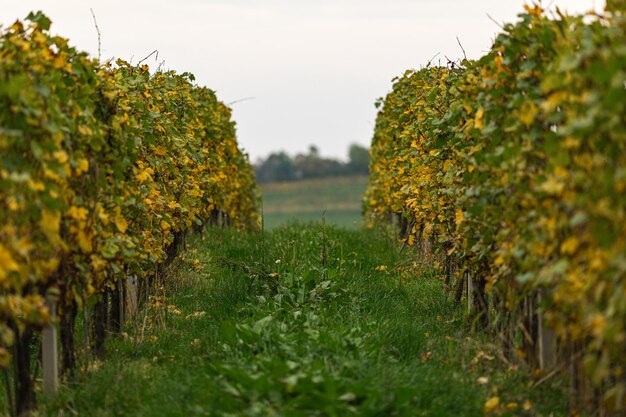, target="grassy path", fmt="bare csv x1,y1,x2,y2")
41,225,566,416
